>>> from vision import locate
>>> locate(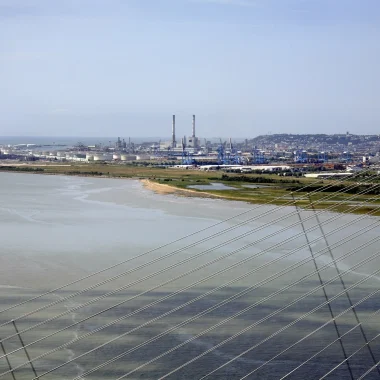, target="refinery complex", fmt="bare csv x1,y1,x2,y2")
1,115,380,175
